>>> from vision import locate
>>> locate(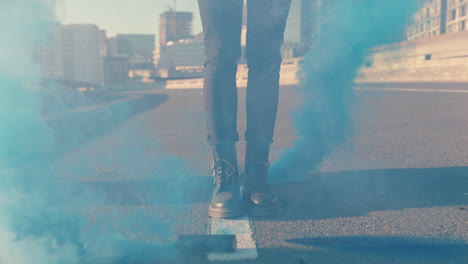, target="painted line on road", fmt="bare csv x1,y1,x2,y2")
355,87,468,93
208,216,258,262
